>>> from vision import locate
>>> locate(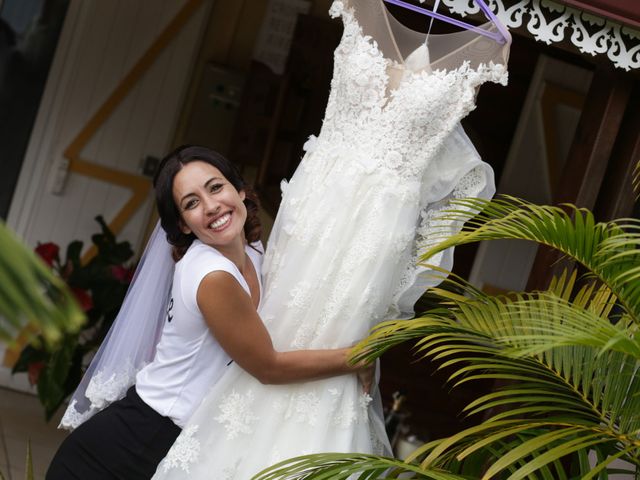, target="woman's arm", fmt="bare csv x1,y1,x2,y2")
197,271,366,386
